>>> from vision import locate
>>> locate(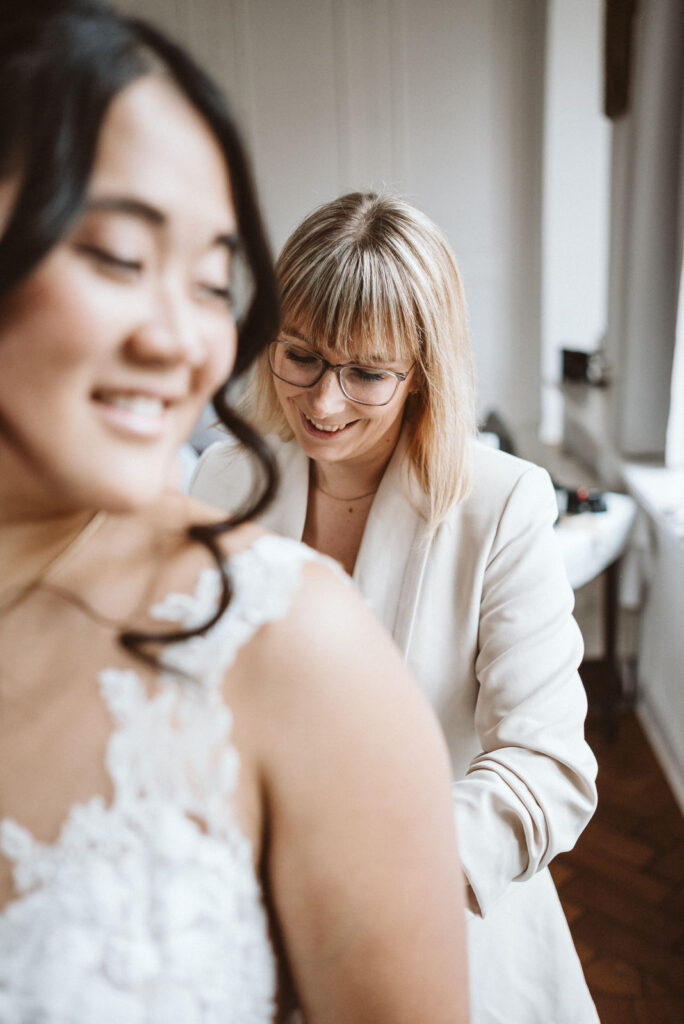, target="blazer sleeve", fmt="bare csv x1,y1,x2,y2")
189,439,253,514
453,464,598,917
